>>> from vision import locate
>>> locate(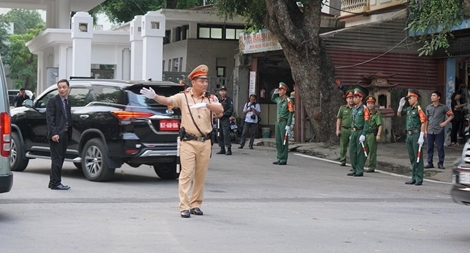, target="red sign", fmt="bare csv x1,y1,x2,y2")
160,119,179,131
